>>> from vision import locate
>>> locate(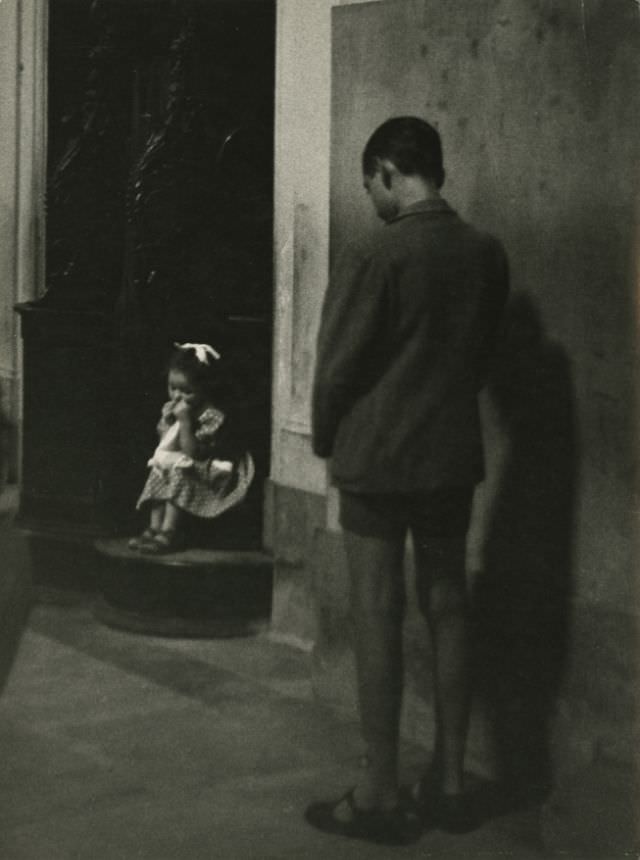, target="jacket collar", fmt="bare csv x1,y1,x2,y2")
388,197,455,224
